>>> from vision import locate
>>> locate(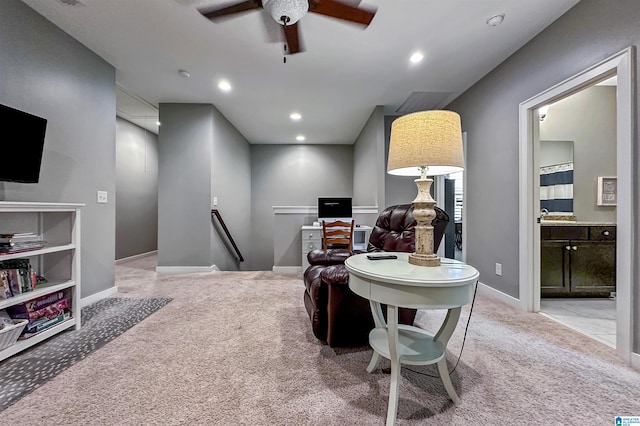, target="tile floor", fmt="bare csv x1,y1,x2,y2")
539,298,616,348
